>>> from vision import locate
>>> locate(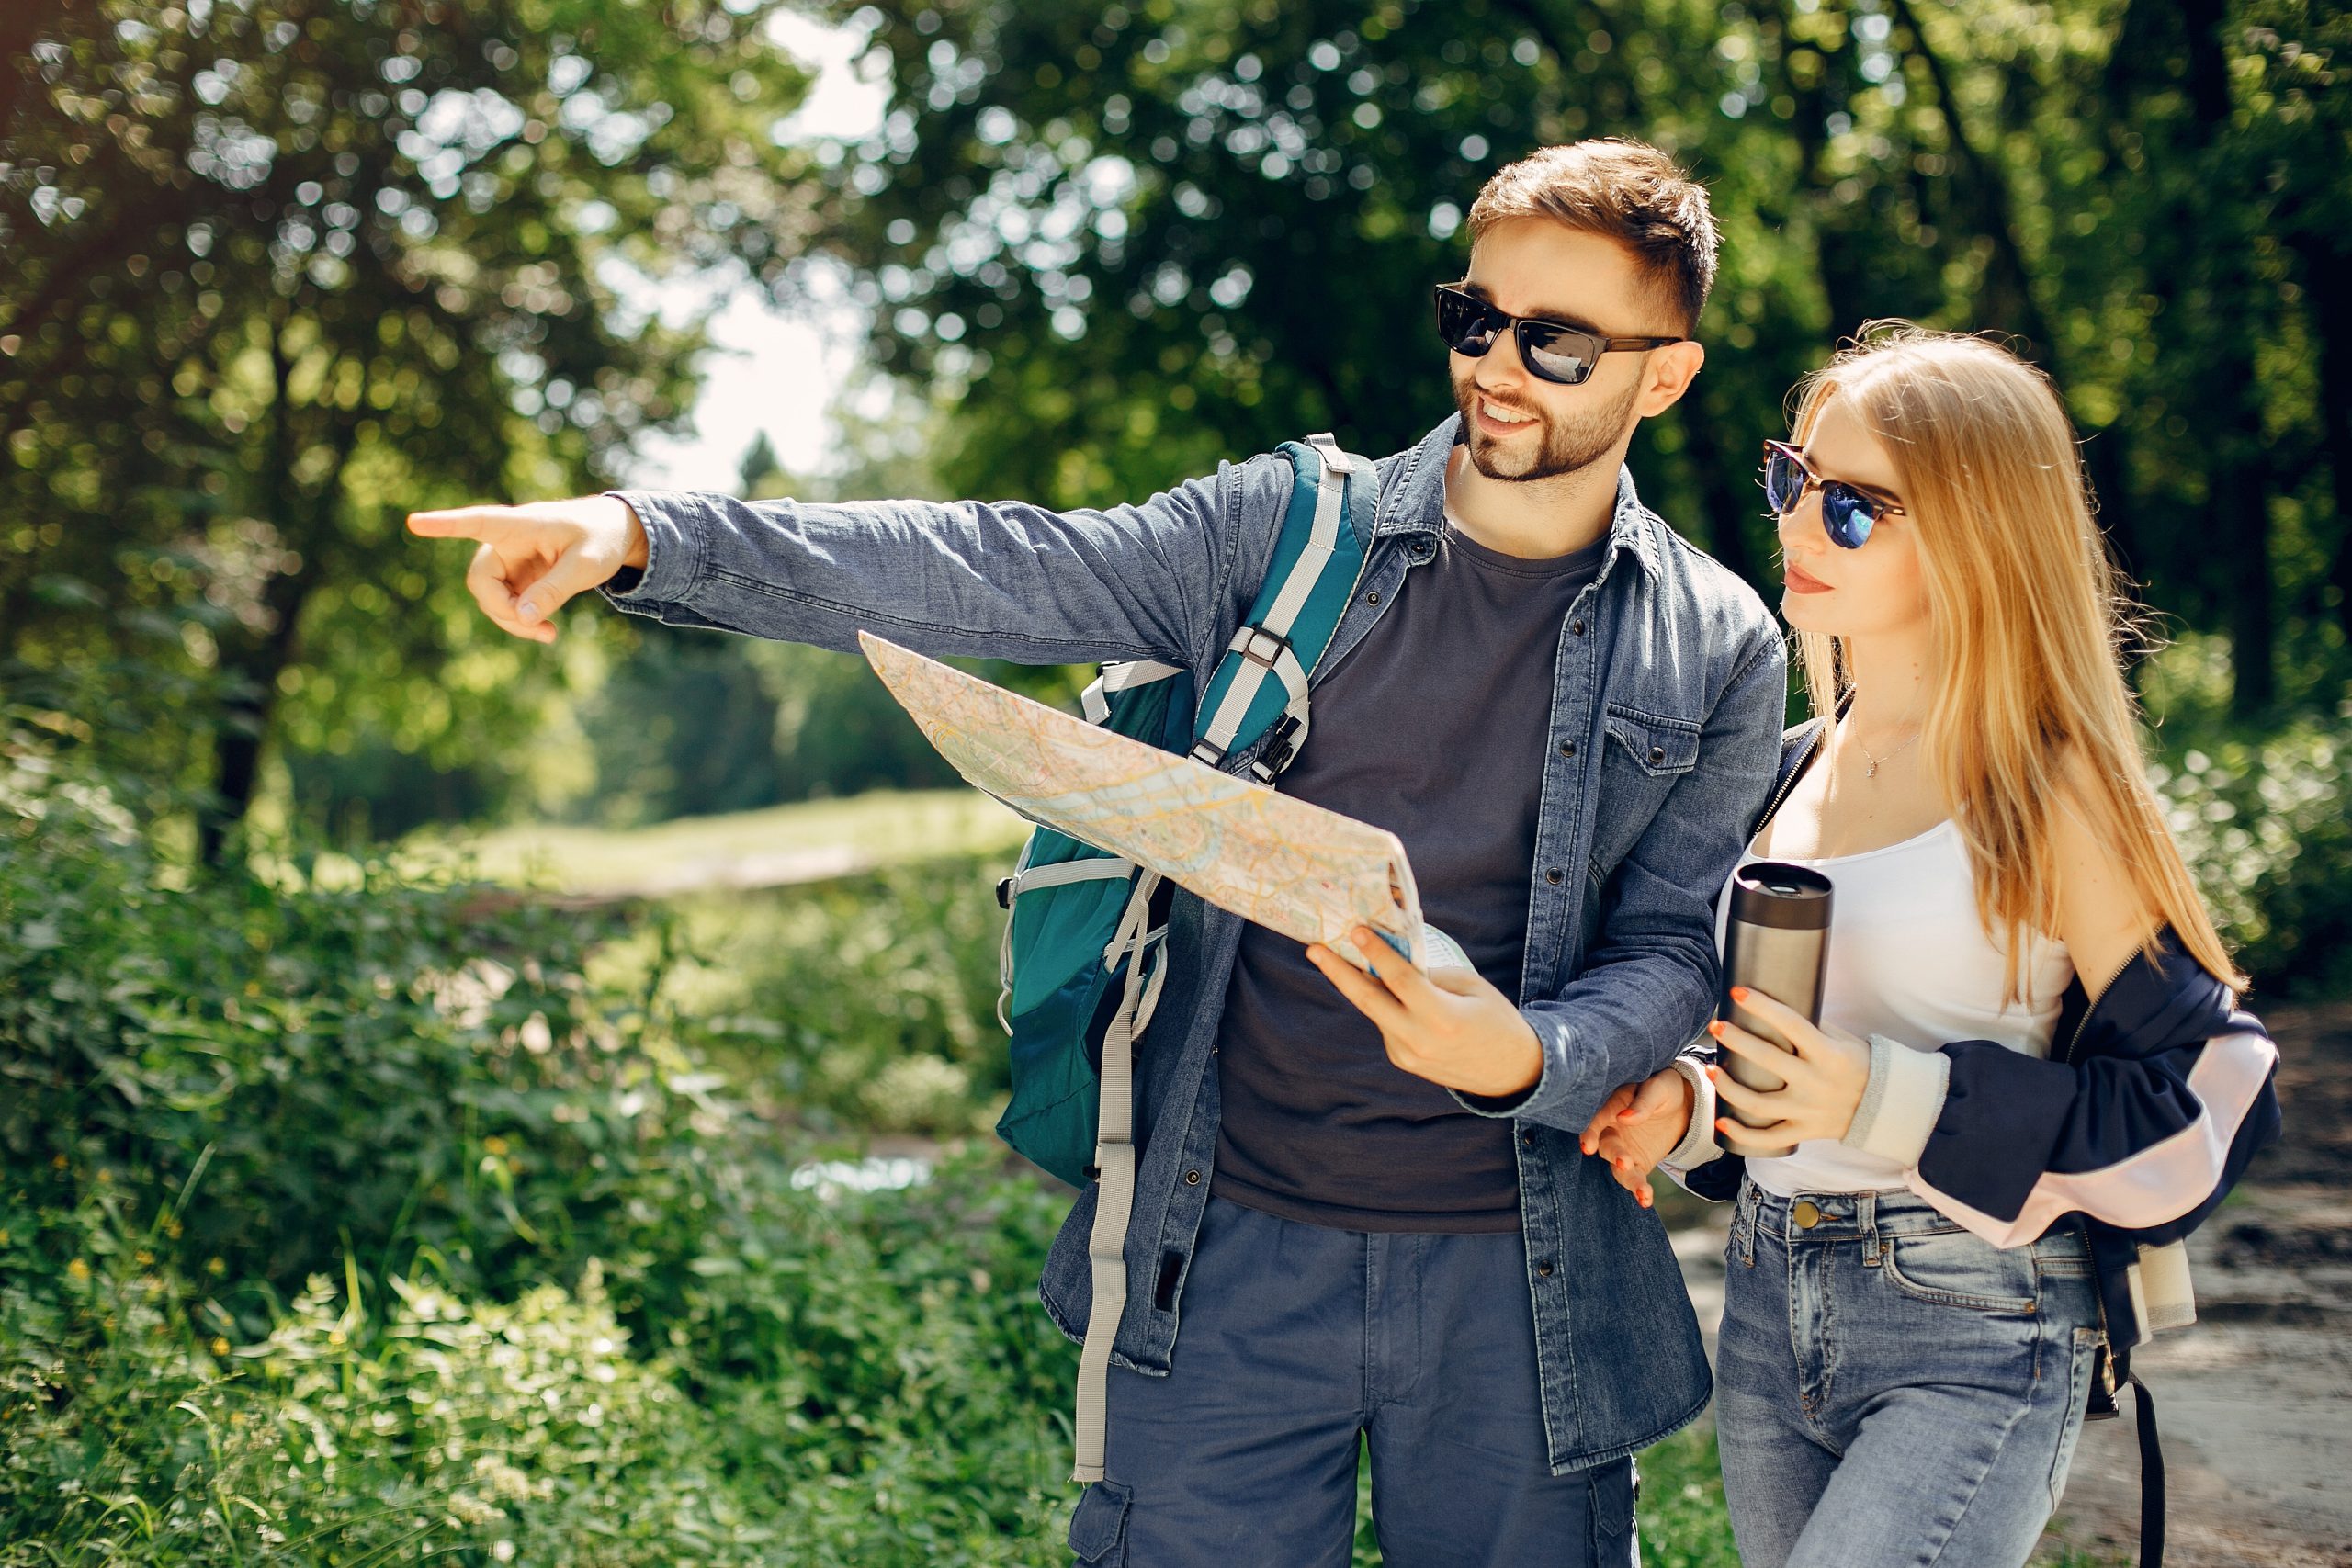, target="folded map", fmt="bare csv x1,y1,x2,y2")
858,633,1456,973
